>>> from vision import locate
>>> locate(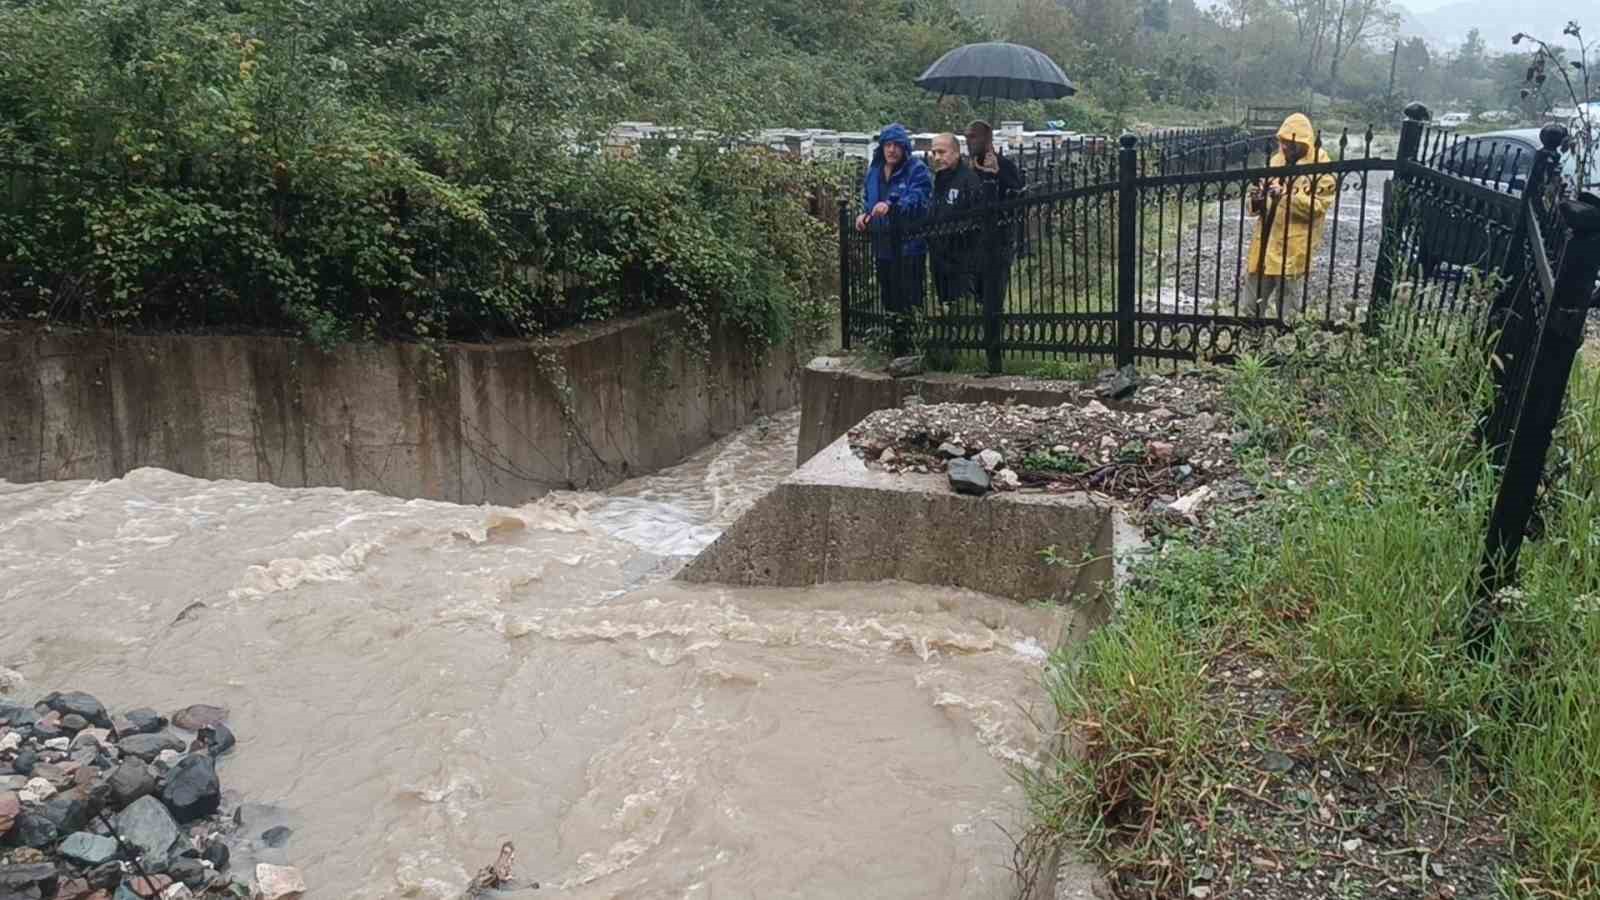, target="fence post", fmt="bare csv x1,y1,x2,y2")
838,198,852,351
1468,192,1600,650
1367,102,1429,333
1116,133,1138,368
983,199,1004,374
1488,123,1567,339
